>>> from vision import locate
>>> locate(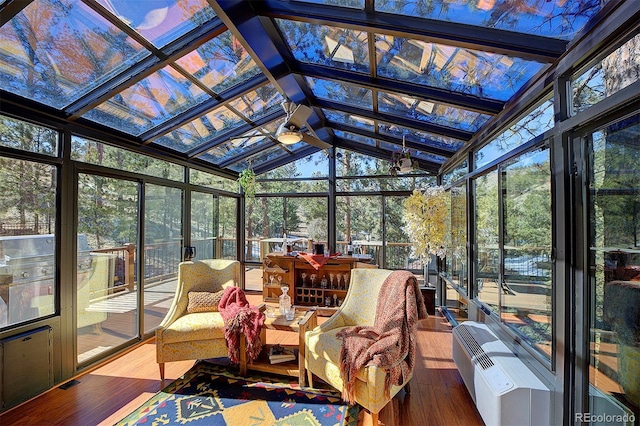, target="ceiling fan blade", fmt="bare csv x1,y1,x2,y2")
285,104,312,129
300,132,332,149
